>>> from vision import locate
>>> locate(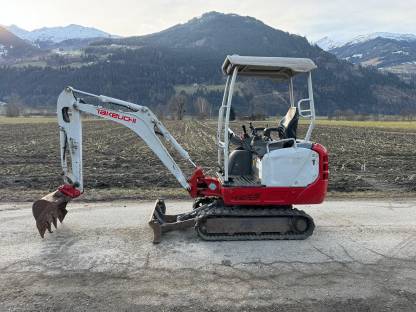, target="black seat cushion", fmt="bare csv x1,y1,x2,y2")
277,107,299,140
